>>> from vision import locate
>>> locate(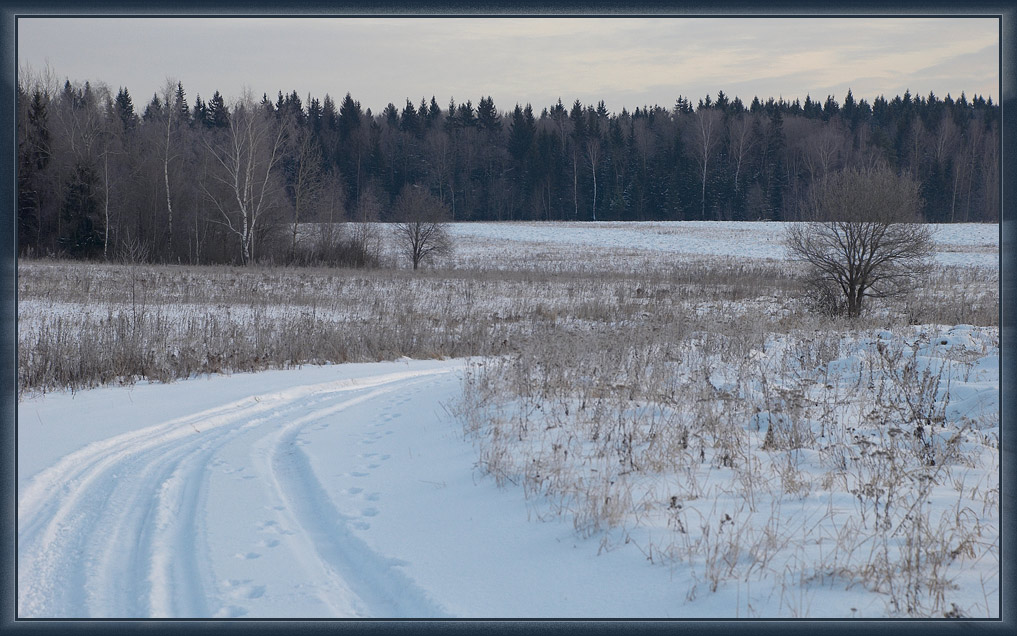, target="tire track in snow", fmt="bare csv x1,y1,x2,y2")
19,390,317,617
250,374,453,618
18,368,453,618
